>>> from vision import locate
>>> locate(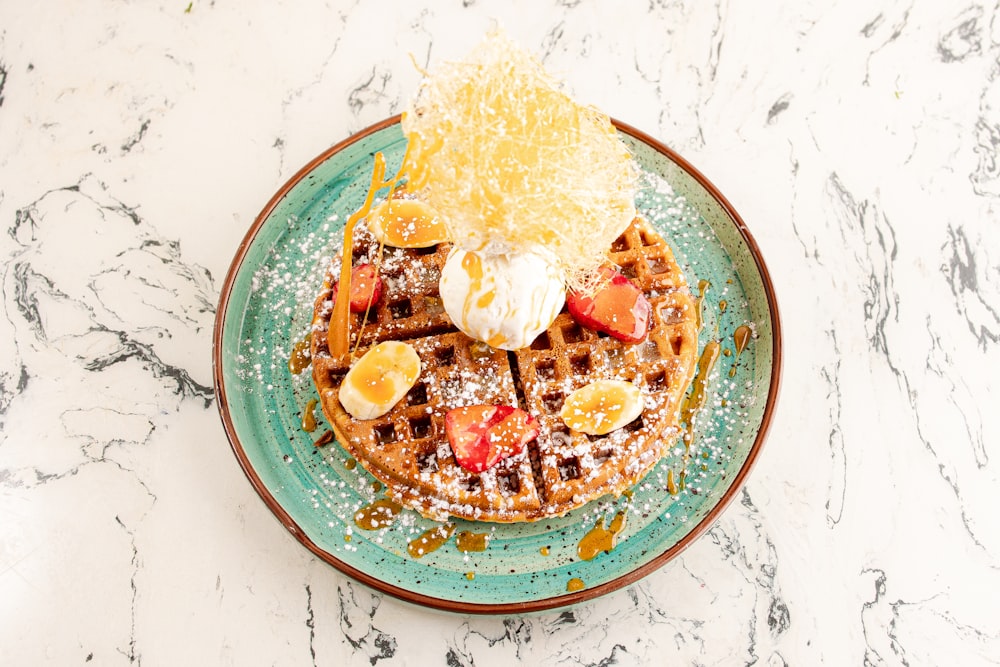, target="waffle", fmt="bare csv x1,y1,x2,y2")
310,217,699,522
